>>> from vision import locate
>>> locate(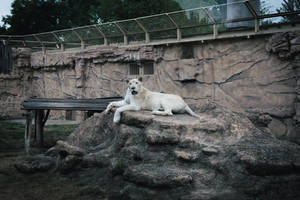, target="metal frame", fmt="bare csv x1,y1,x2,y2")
1,0,300,51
